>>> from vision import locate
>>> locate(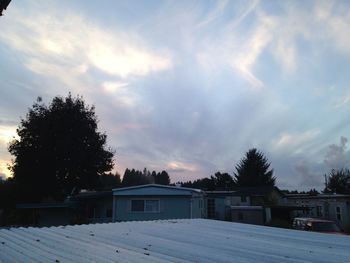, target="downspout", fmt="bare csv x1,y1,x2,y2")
112,194,116,222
